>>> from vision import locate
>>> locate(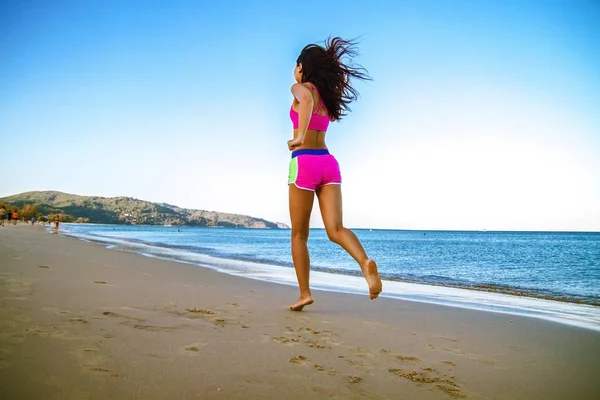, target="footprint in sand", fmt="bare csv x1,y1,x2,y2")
101,311,145,322
185,308,214,315
102,311,178,331
147,353,167,359
289,327,337,350
437,336,459,342
273,336,300,345
380,348,421,362
85,366,120,378
388,367,464,398
312,364,338,376
396,355,420,362
69,317,89,324
345,359,366,367
184,308,230,327
289,355,309,365
179,341,209,355
185,347,200,354
298,327,321,334
352,347,369,357
304,338,331,349
79,347,100,353
436,383,464,398
102,311,118,317
131,324,176,332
